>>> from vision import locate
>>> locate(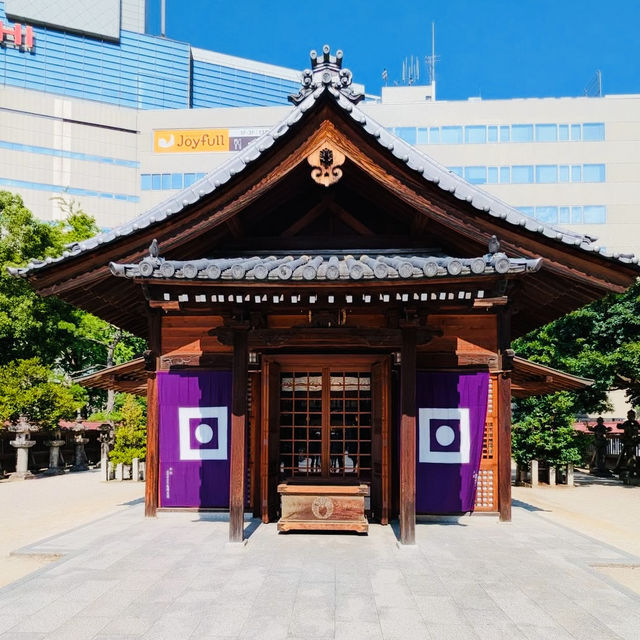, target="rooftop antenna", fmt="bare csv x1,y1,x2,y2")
402,55,420,85
424,22,440,93
584,70,602,97
160,0,166,37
